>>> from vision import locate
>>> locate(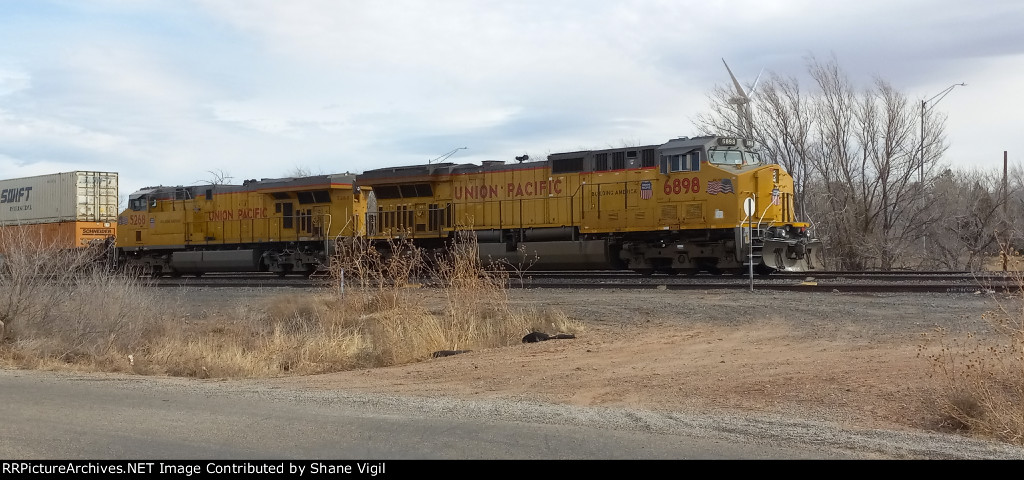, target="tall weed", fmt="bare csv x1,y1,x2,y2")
922,247,1024,444
2,230,582,377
